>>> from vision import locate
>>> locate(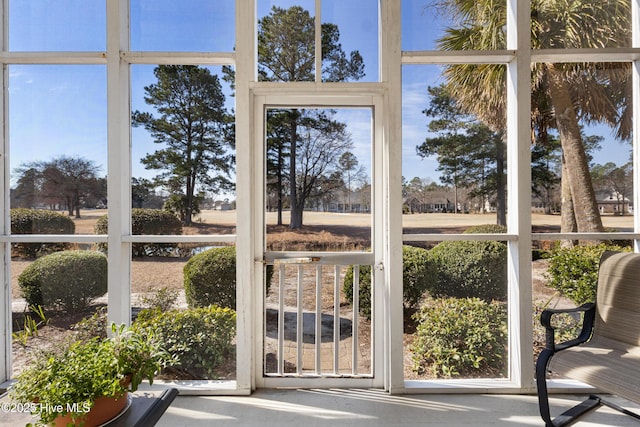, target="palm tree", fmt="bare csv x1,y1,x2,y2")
433,0,631,234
